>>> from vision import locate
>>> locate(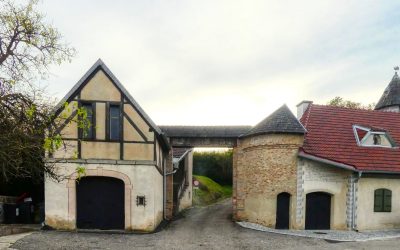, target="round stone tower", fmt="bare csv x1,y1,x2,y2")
232,104,305,229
